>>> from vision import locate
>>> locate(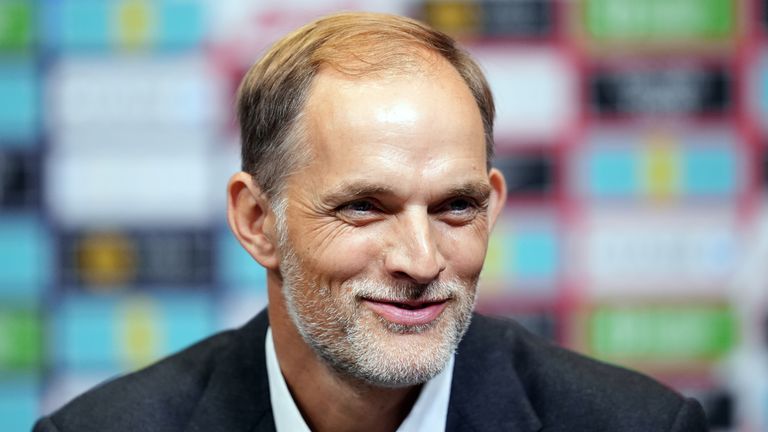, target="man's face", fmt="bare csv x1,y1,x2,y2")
275,58,502,387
